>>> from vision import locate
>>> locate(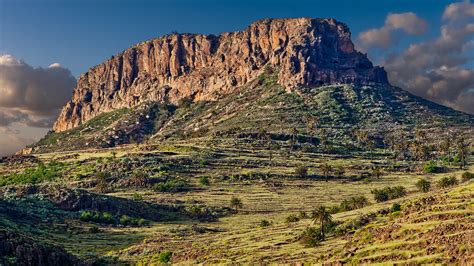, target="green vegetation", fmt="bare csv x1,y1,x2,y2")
79,210,150,226
416,178,431,192
371,186,407,202
153,179,190,193
437,176,458,188
0,161,64,186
